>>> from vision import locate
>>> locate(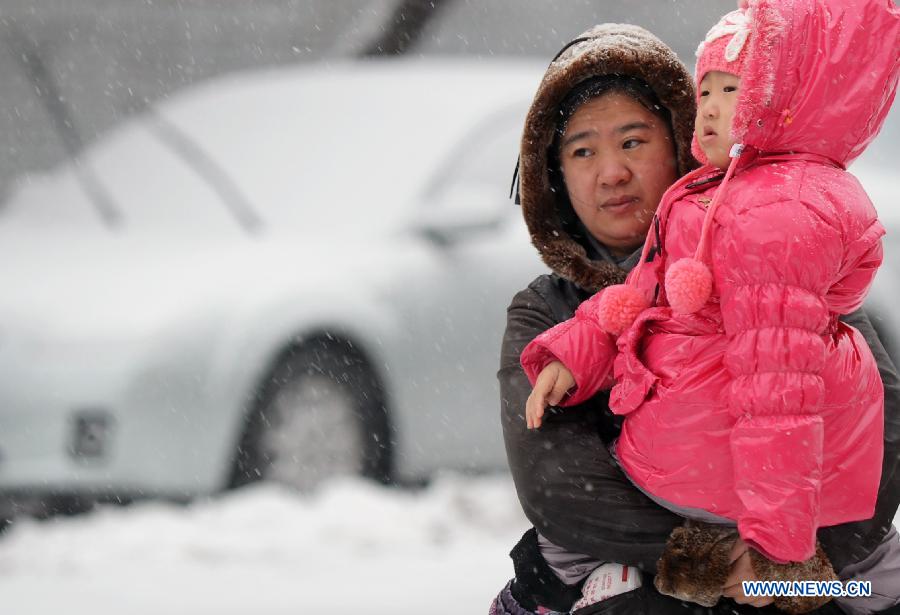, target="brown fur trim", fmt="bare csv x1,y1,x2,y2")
521,24,698,293
748,543,838,614
654,522,737,608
